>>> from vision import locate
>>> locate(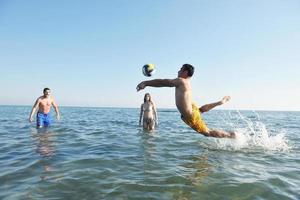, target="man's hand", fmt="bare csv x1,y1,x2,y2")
220,96,231,105
29,116,33,123
56,114,60,121
136,81,146,91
